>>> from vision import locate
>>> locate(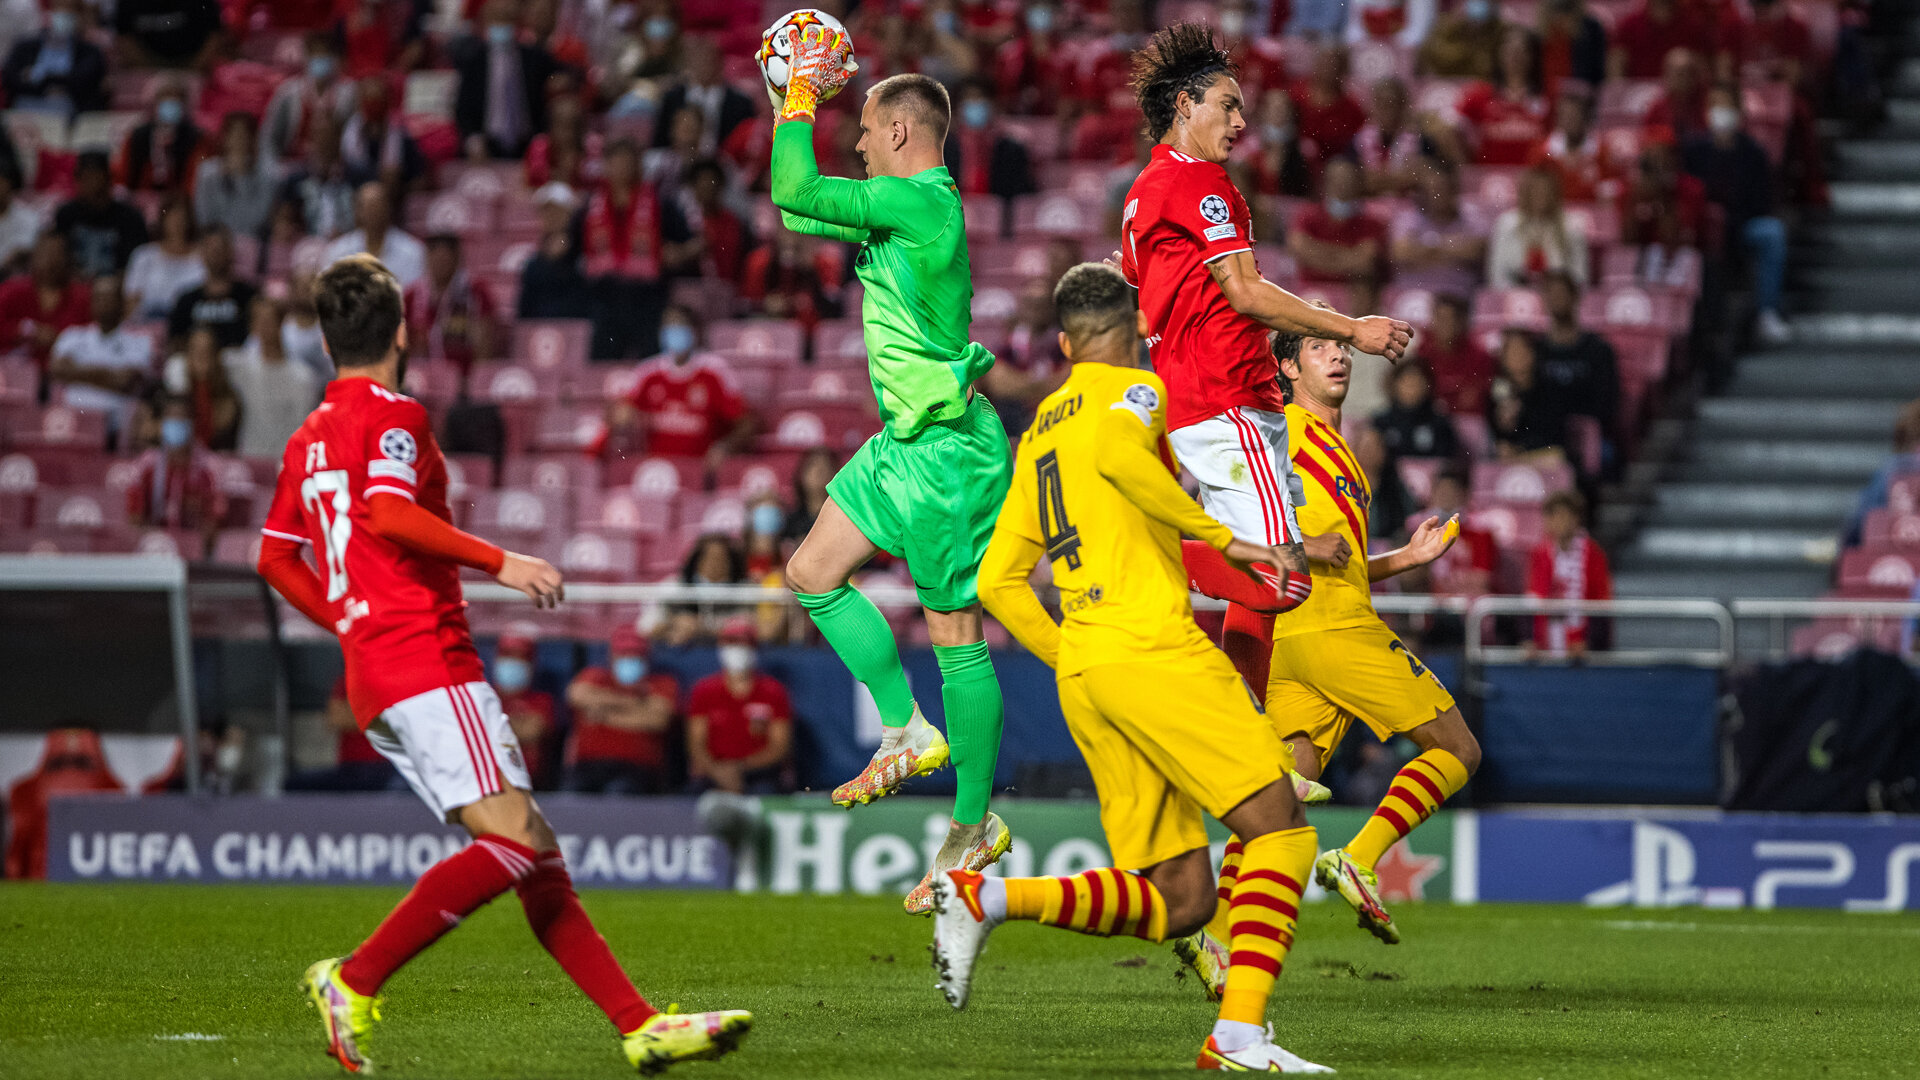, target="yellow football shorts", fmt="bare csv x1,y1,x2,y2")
1058,646,1294,871
1266,620,1458,772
